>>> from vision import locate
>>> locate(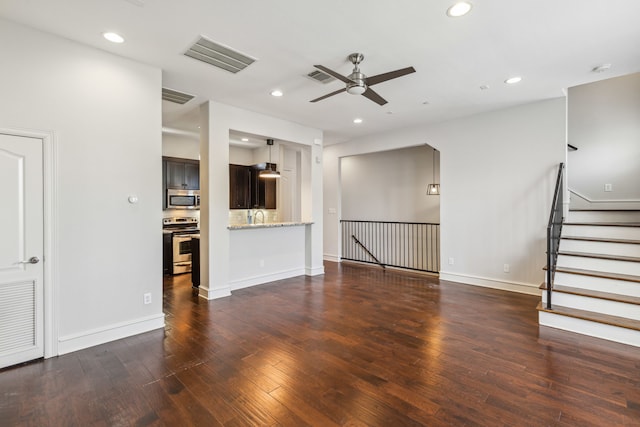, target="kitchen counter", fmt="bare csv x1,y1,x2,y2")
228,221,313,230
